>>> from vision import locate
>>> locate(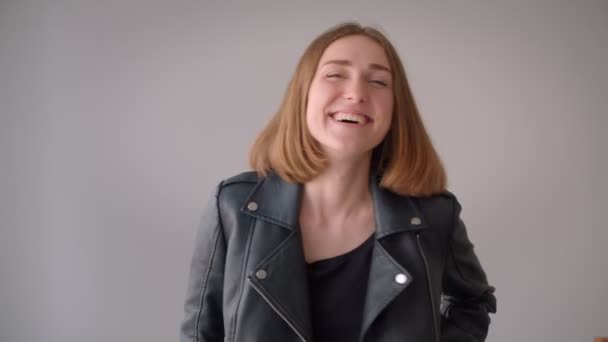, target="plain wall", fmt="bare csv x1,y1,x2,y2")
1,1,607,341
